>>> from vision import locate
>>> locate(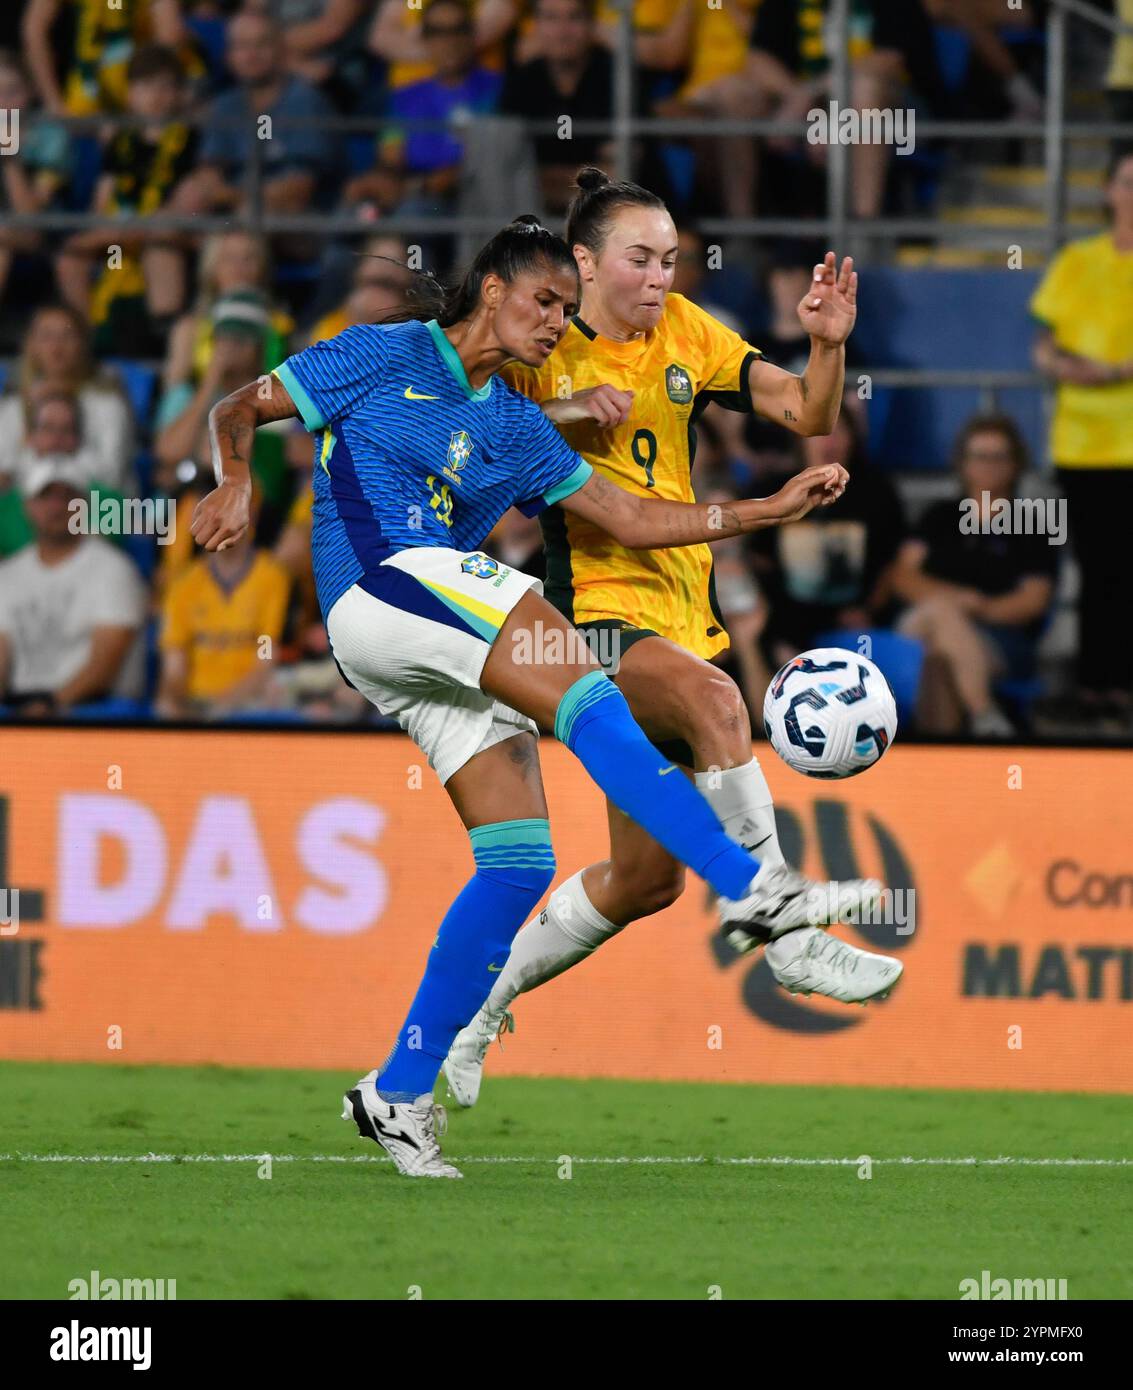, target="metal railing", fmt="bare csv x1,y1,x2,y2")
2,0,1130,251
0,0,1128,433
